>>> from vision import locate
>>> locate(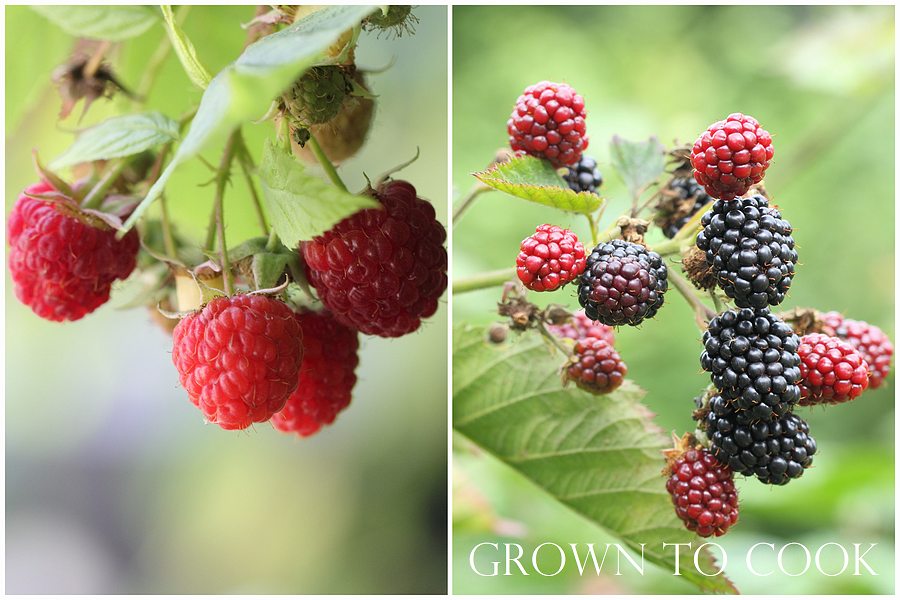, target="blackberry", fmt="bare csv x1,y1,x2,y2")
564,336,627,395
577,240,667,327
797,333,869,405
696,195,797,309
700,397,816,485
701,308,801,421
823,312,893,389
563,155,603,195
661,177,710,239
